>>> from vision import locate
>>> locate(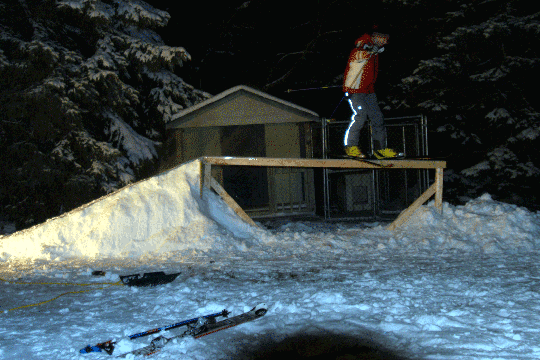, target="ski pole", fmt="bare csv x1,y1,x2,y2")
285,85,341,93
329,94,346,119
